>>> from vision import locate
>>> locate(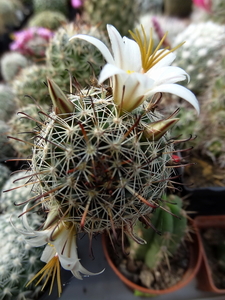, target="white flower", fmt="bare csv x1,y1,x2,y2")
12,206,103,296
70,24,199,114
